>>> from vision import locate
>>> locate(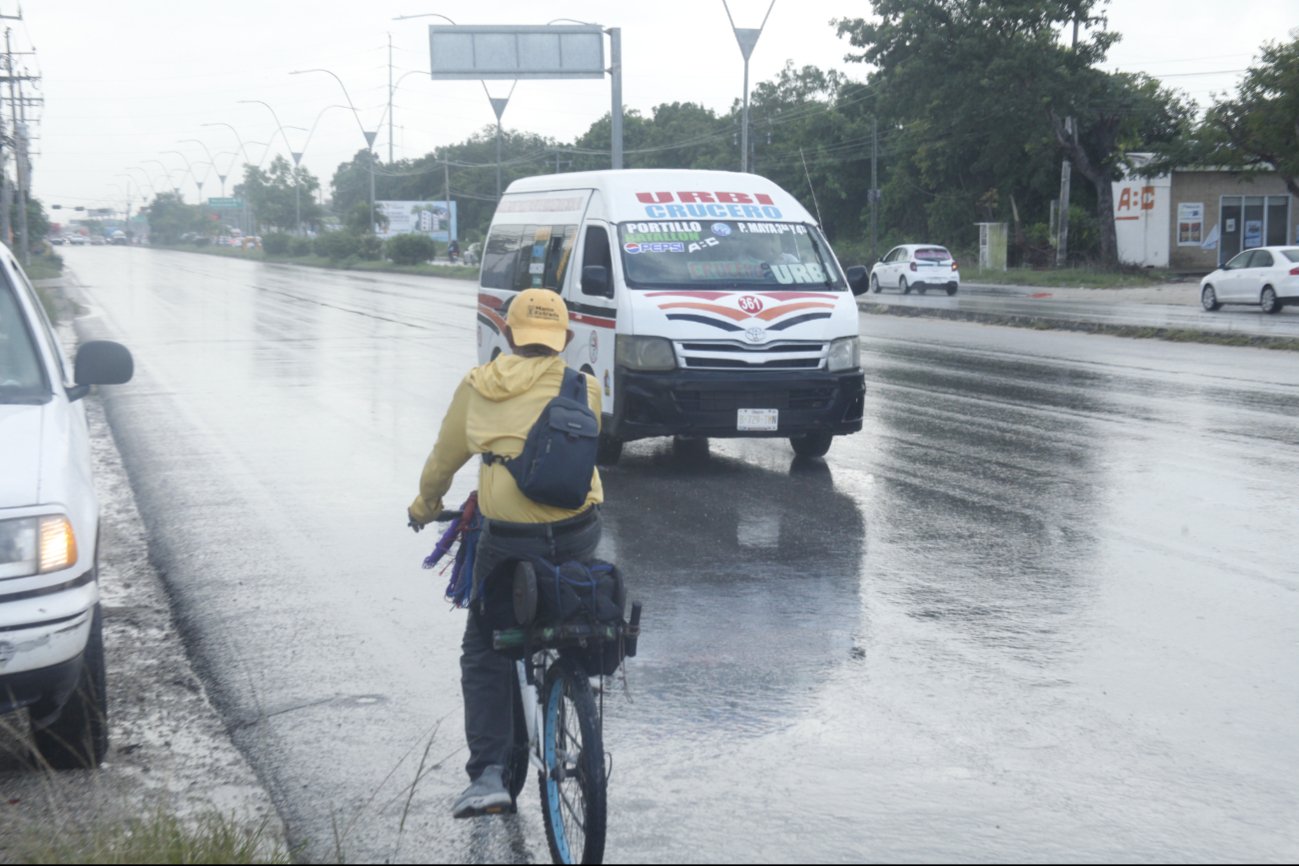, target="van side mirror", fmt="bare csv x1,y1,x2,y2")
845,265,869,296
581,265,613,298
